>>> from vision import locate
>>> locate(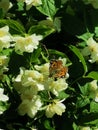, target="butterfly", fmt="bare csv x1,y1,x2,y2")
49,59,68,78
